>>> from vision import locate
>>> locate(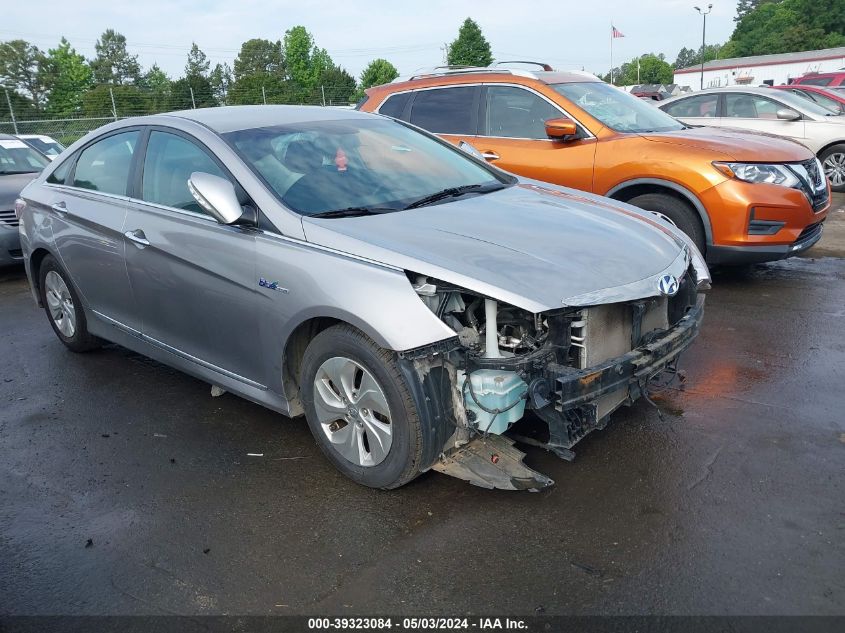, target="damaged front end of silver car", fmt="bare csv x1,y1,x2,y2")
395,249,708,491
